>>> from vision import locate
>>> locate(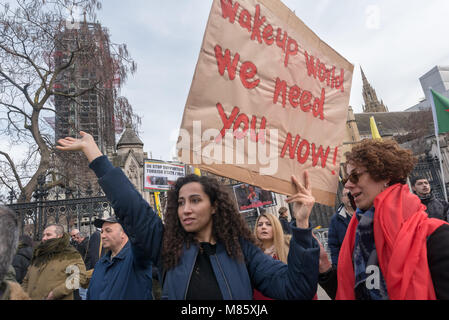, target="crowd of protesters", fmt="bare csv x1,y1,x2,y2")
1,133,449,301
